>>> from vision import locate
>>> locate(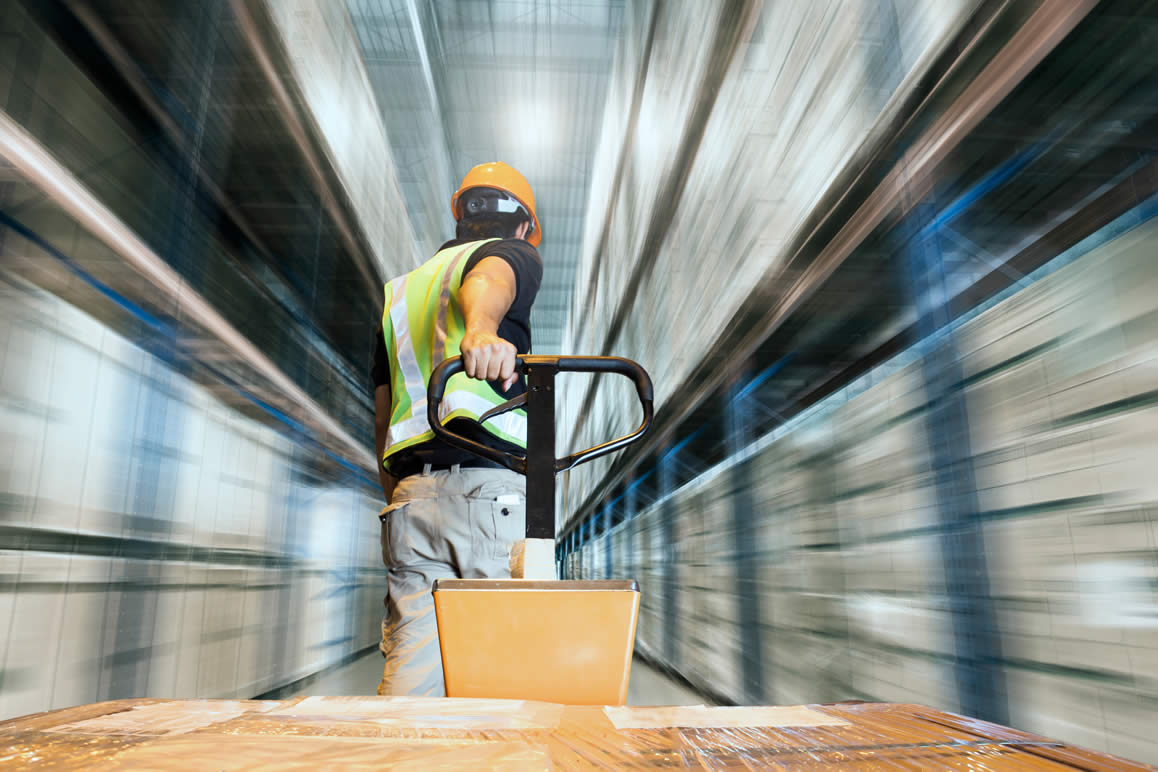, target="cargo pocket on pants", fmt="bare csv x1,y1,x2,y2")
488,499,525,560
379,502,409,569
467,497,524,561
